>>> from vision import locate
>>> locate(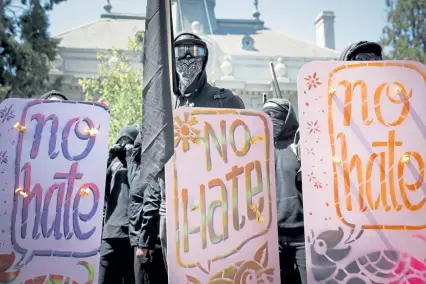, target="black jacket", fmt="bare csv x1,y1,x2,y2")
102,126,138,240
131,72,245,249
265,99,303,231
